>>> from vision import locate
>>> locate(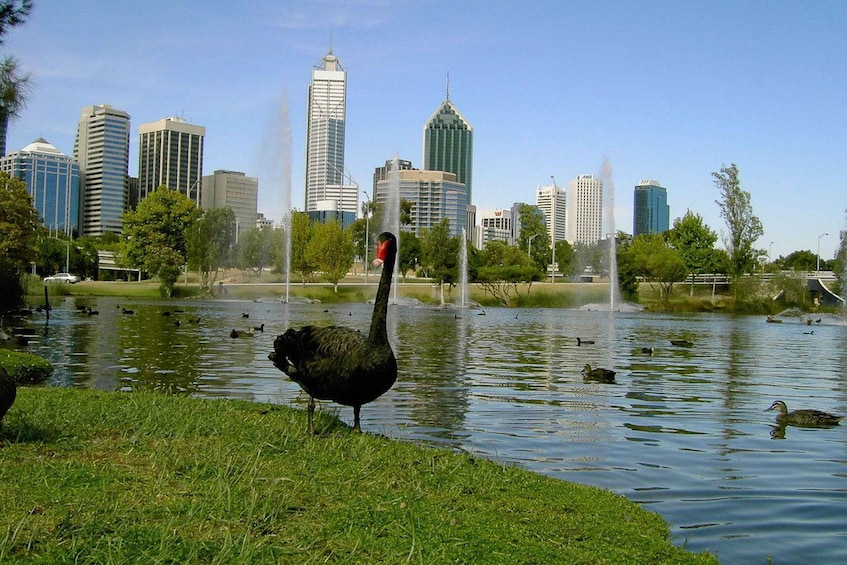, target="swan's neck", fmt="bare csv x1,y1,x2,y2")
369,250,395,345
